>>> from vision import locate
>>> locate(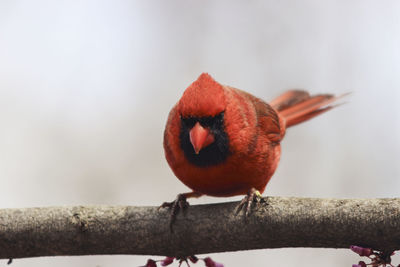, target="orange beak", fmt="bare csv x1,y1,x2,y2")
189,122,215,154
